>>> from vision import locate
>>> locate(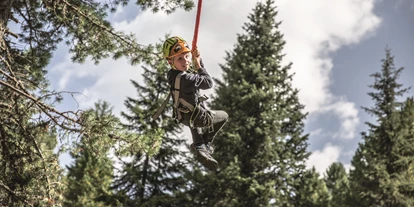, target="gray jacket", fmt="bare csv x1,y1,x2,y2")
167,66,213,108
